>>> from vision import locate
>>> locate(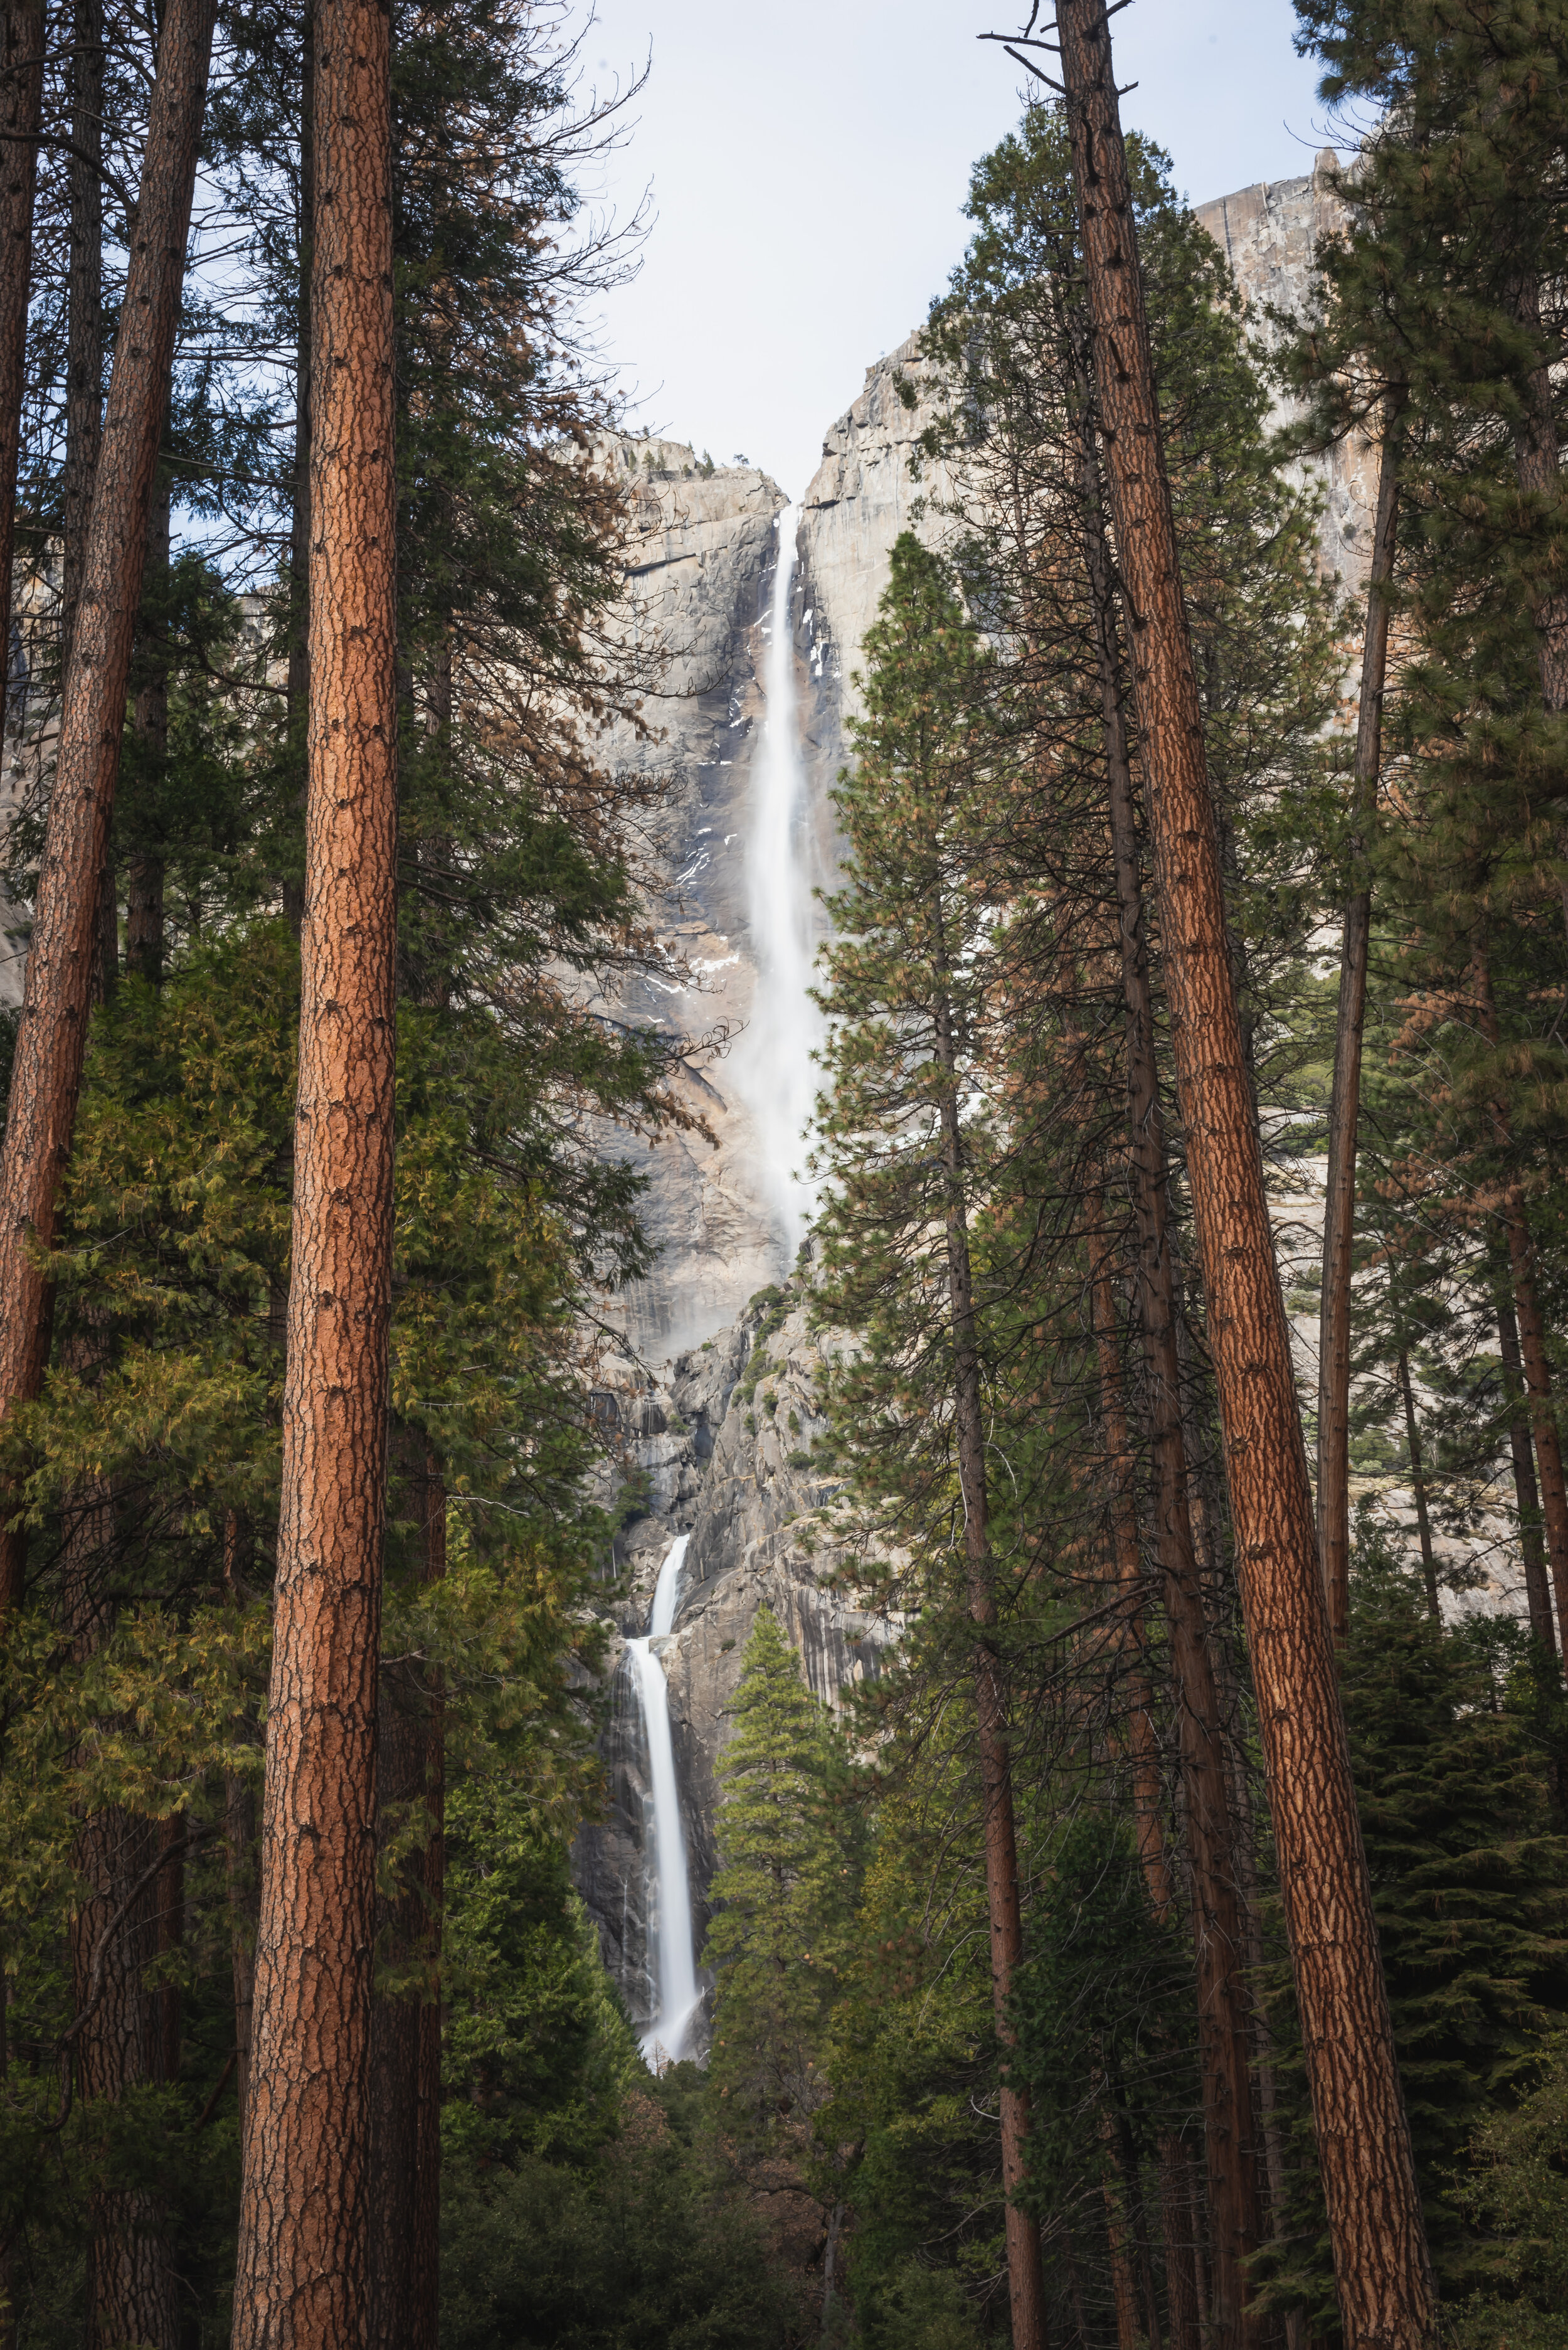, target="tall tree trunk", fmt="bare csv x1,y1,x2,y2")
1086,1214,1171,1913
126,467,172,986
411,1445,445,2350
1497,1292,1557,1652
1394,1351,1439,1620
61,0,103,676
931,960,1046,2350
1318,405,1404,1644
230,1,397,2340
153,1814,183,2085
0,0,217,1610
1473,945,1568,1640
283,3,315,937
72,1809,180,2350
0,0,44,729
1055,8,1438,2341
1070,341,1266,2348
